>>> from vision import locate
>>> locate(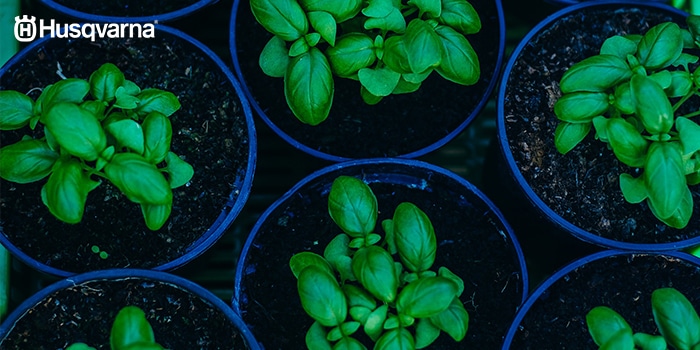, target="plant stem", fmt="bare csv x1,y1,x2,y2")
672,90,696,112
